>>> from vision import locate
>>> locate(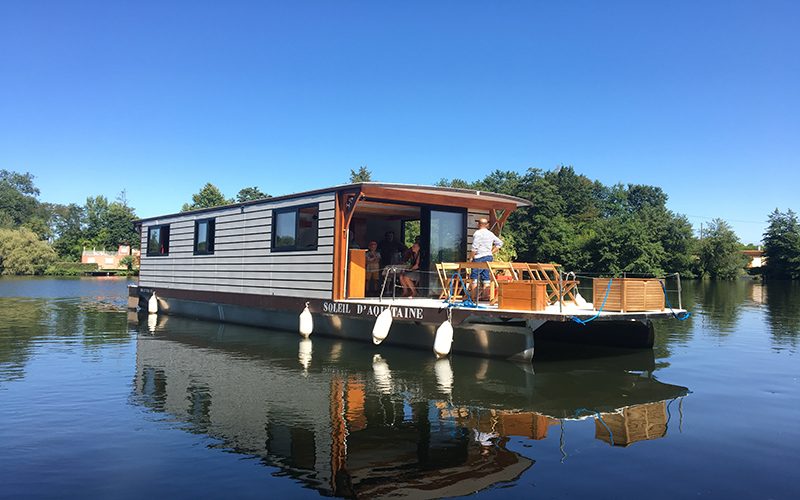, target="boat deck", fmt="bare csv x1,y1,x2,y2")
341,296,684,321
